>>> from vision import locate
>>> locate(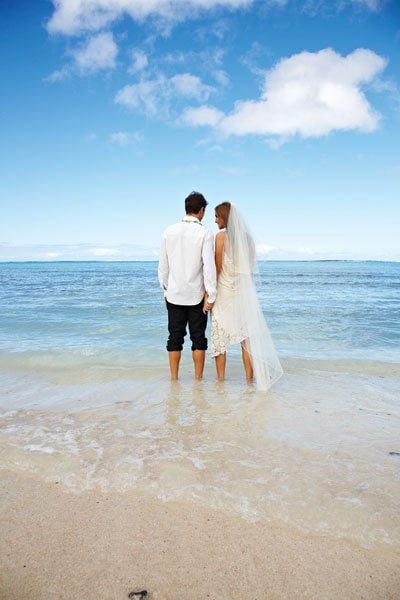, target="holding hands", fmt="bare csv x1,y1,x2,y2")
203,293,214,313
